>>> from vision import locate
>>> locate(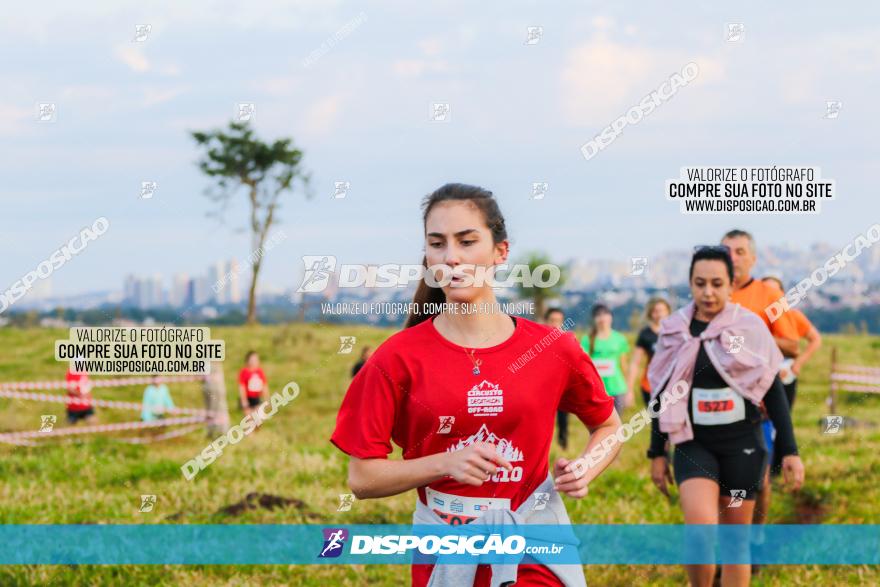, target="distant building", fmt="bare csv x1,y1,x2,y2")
226,259,242,304
170,273,190,307
123,274,166,308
